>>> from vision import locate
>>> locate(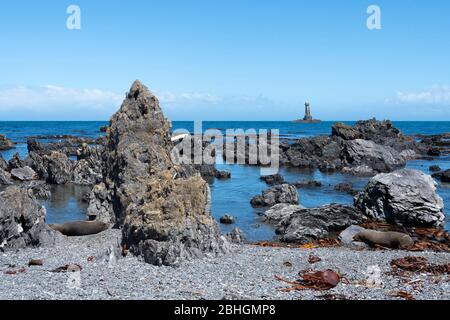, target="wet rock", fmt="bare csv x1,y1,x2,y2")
10,166,37,181
432,169,450,183
276,204,364,243
260,174,284,185
25,152,48,181
226,227,246,244
0,134,15,151
220,215,235,224
89,81,228,266
294,180,322,188
264,203,306,223
250,184,299,208
86,183,112,223
429,165,441,173
427,147,441,157
215,170,231,180
43,152,73,184
355,169,445,228
0,187,60,250
342,139,405,174
334,182,358,195
342,165,376,177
